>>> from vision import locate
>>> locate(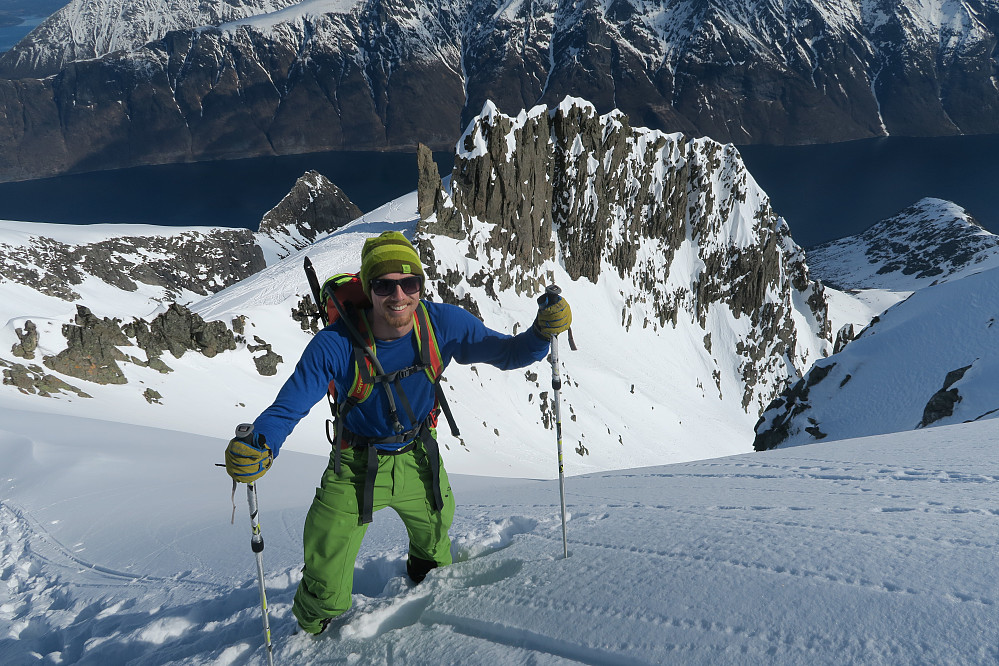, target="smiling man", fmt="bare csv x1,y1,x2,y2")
224,231,572,635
